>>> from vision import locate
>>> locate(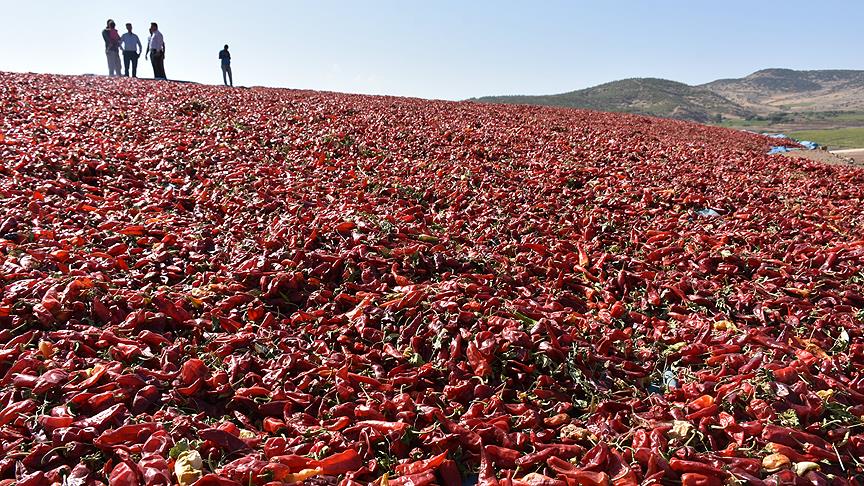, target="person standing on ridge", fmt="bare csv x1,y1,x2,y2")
102,20,122,76
146,22,166,79
219,45,233,87
120,23,142,78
